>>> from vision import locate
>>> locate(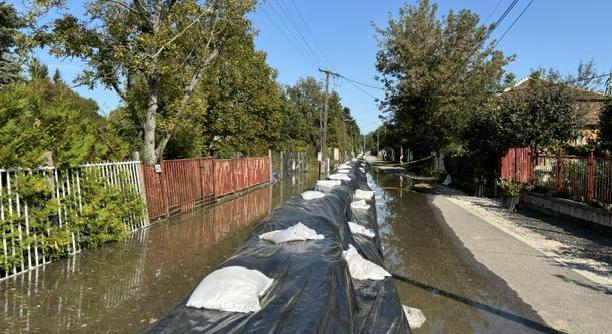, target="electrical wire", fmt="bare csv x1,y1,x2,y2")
260,6,319,68
289,0,334,69
493,0,536,48
436,0,521,92
266,1,320,67
483,0,507,23
335,74,385,90
271,0,326,68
